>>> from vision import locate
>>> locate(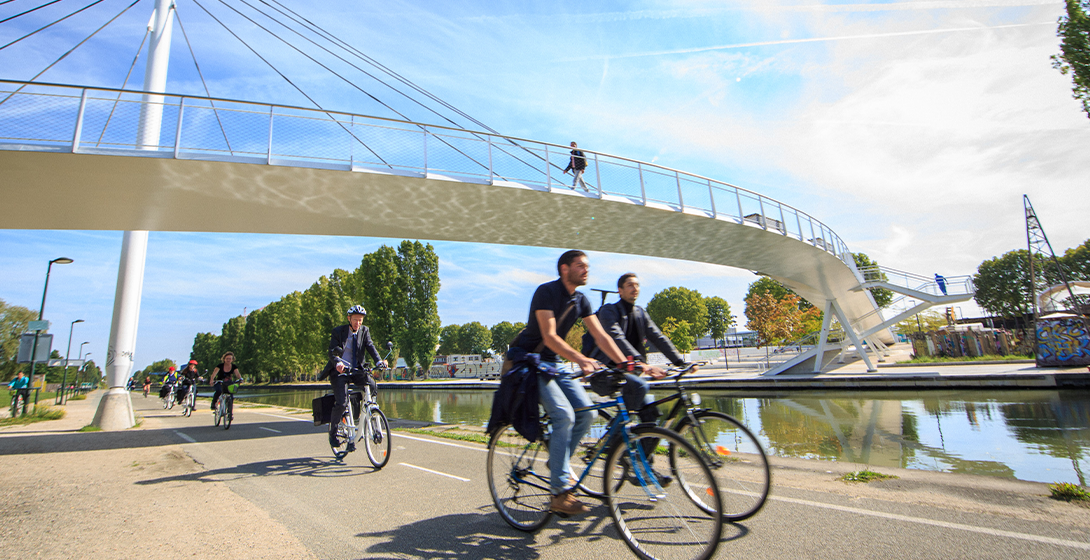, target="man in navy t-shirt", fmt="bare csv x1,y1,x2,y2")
511,249,628,516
